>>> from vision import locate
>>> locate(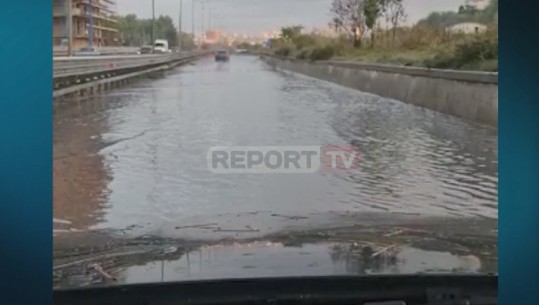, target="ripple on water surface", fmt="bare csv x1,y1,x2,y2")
53,56,498,233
